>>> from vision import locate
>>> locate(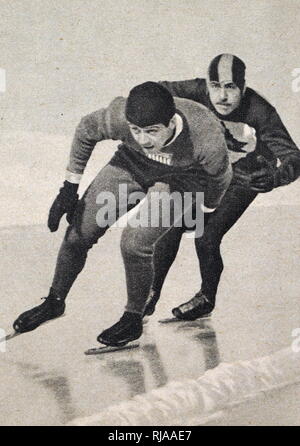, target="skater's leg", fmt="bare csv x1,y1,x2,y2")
13,164,144,333
51,163,145,299
122,184,187,315
152,225,185,294
196,185,257,300
97,184,188,345
143,225,185,316
173,185,257,319
121,224,184,315
98,228,185,346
